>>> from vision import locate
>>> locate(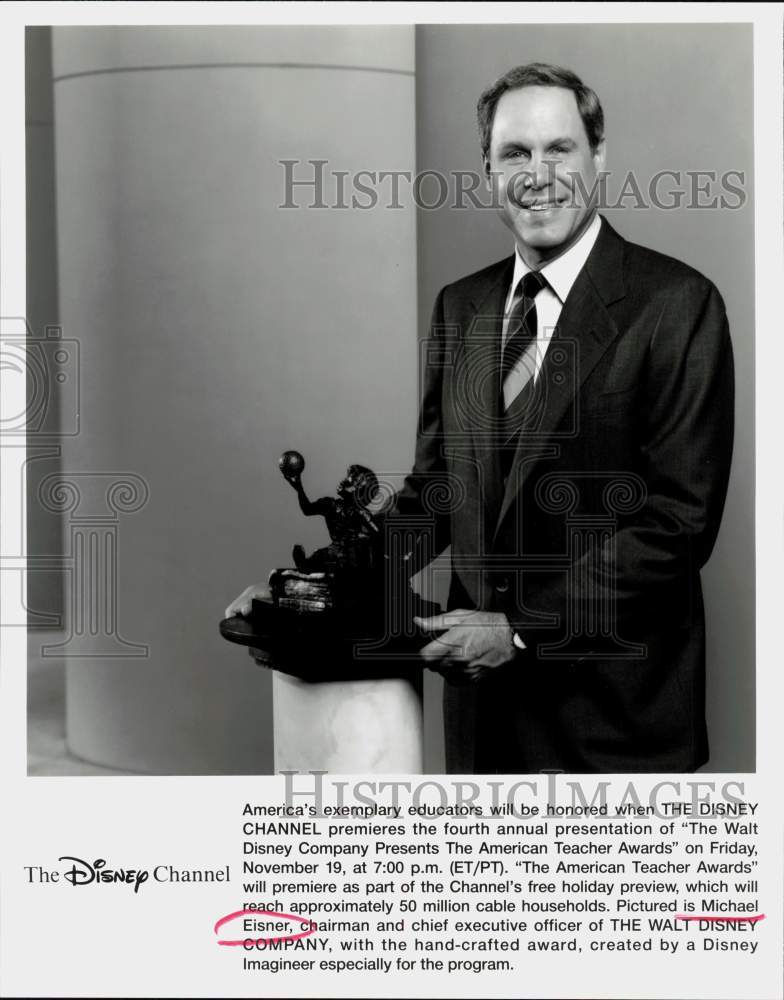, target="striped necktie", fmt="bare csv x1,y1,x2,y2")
501,270,548,399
